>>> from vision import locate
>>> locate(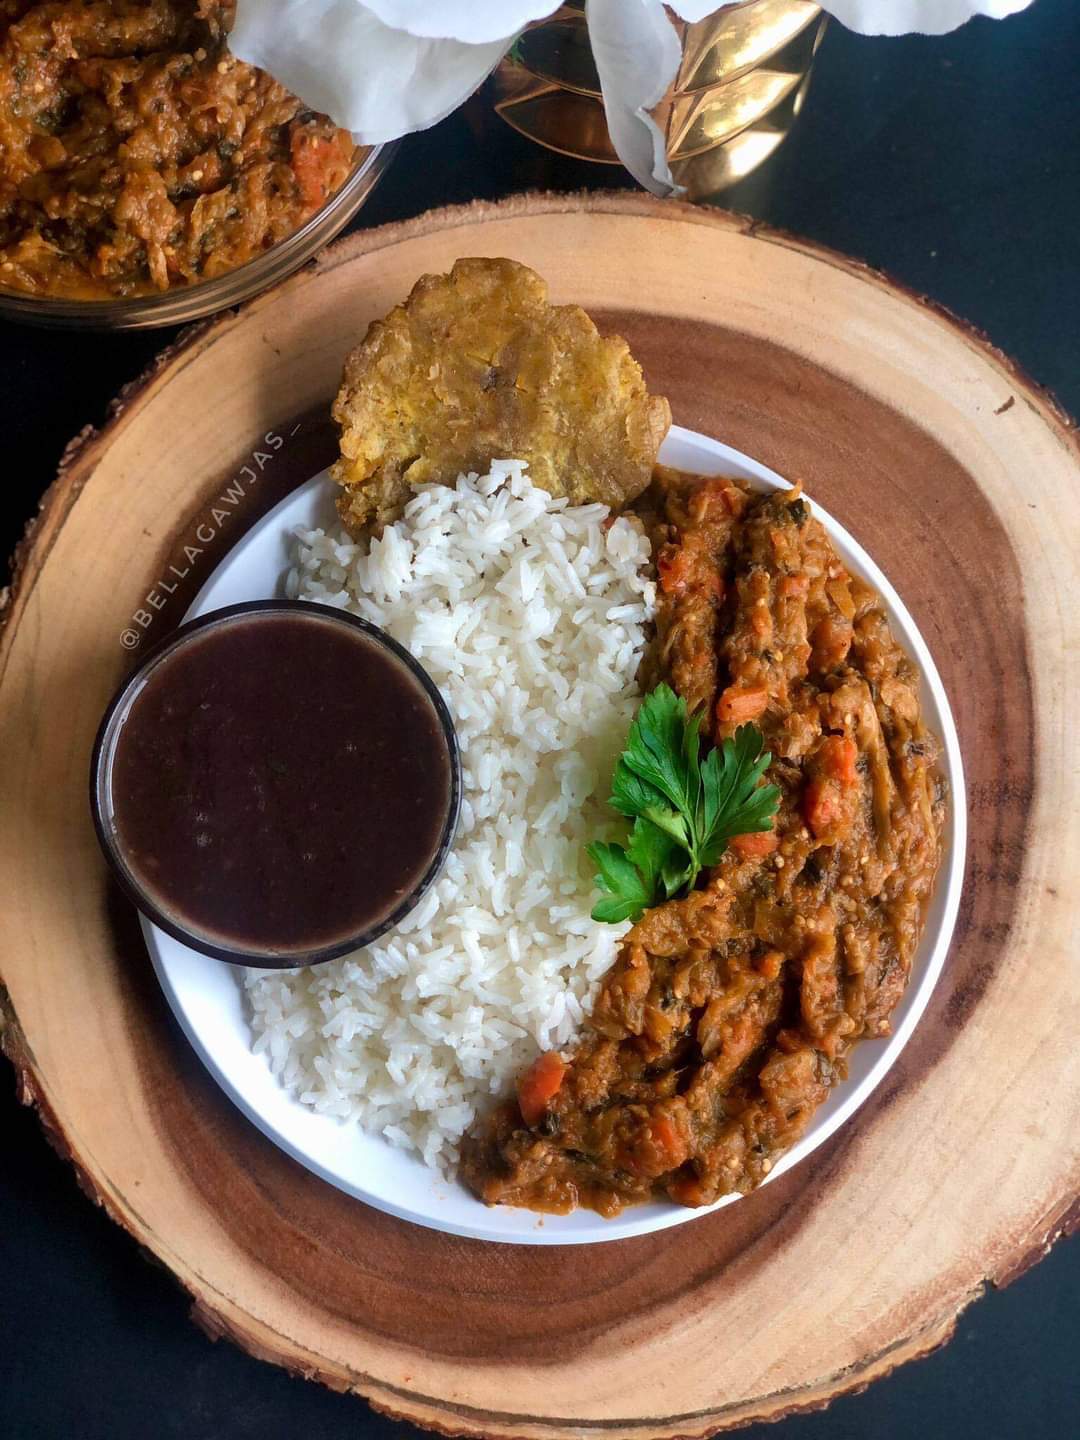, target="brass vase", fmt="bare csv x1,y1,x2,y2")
492,1,826,199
